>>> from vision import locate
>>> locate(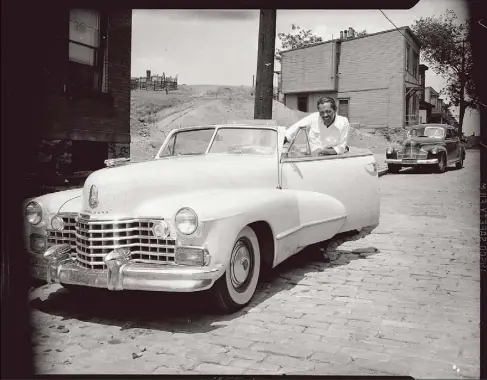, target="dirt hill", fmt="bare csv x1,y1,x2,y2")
130,85,392,162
